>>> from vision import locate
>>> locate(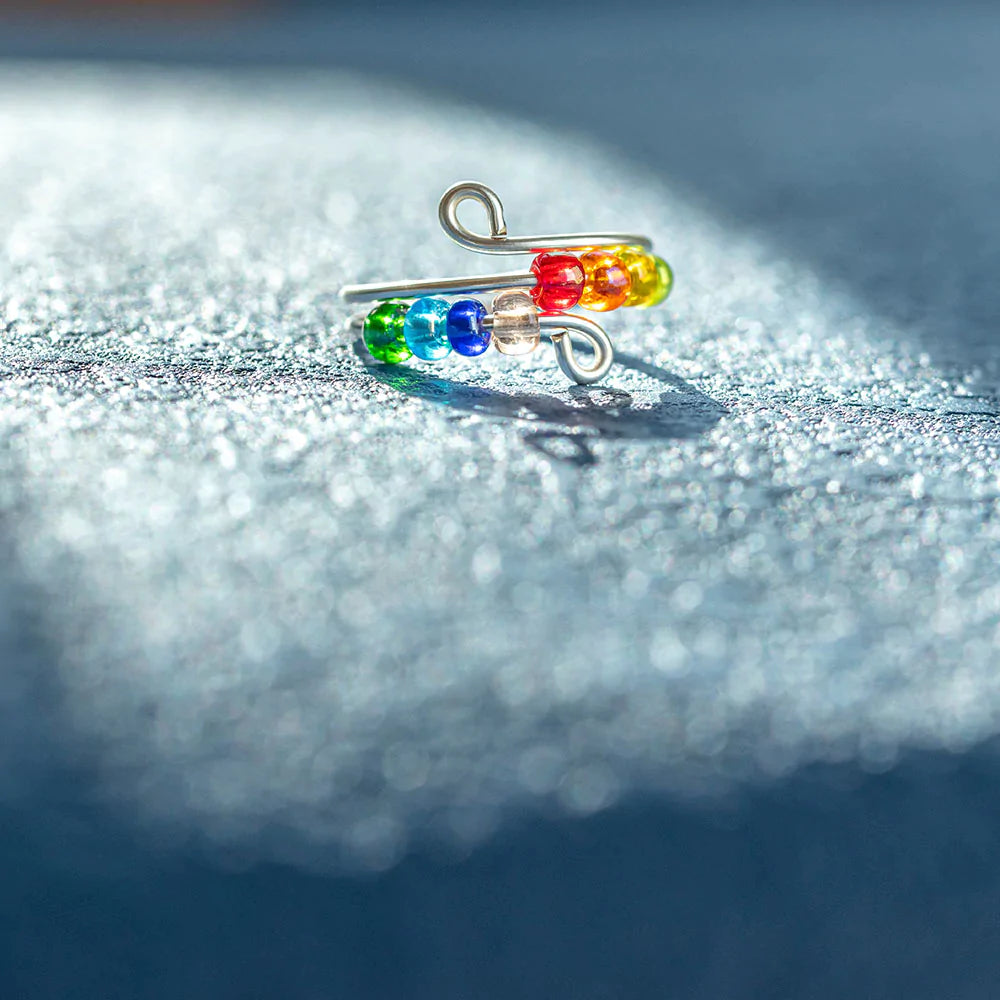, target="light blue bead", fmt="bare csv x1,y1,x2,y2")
403,296,452,361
